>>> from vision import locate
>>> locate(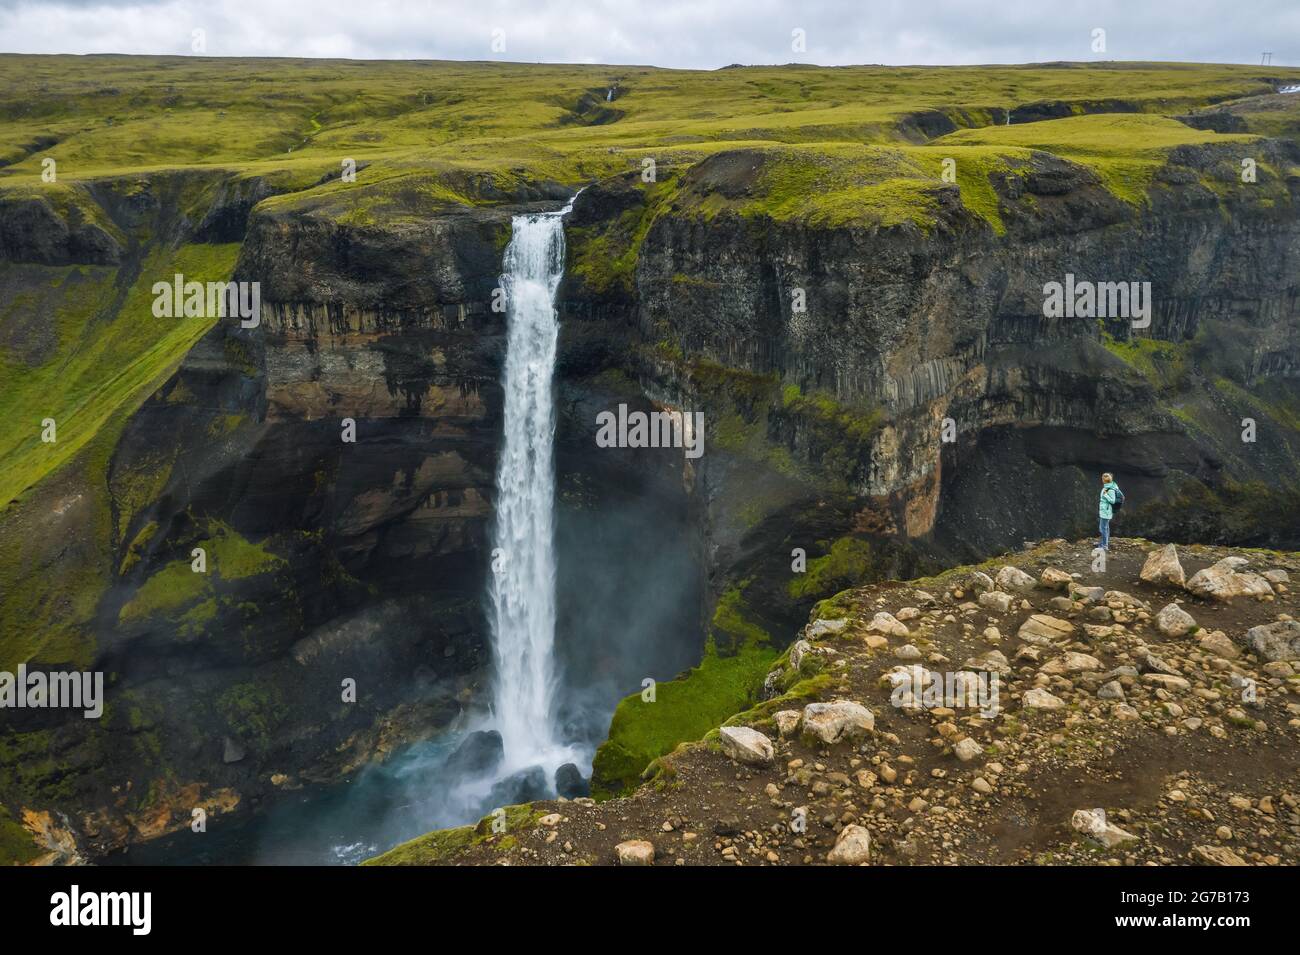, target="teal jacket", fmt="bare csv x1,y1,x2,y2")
1099,481,1120,520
